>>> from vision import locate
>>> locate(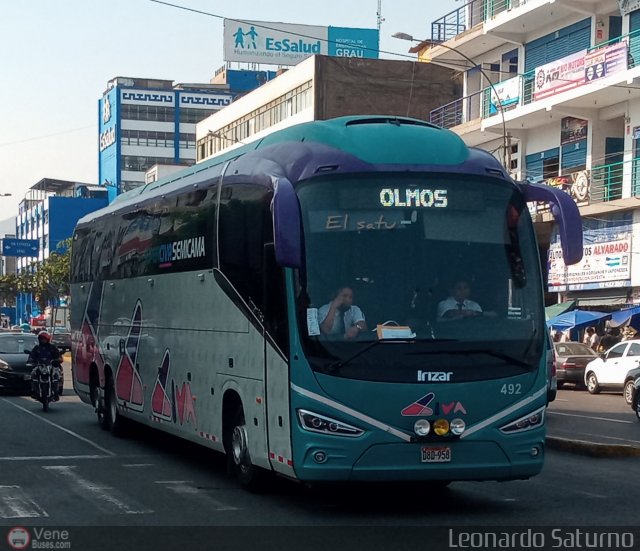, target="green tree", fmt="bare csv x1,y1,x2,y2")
14,238,72,311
